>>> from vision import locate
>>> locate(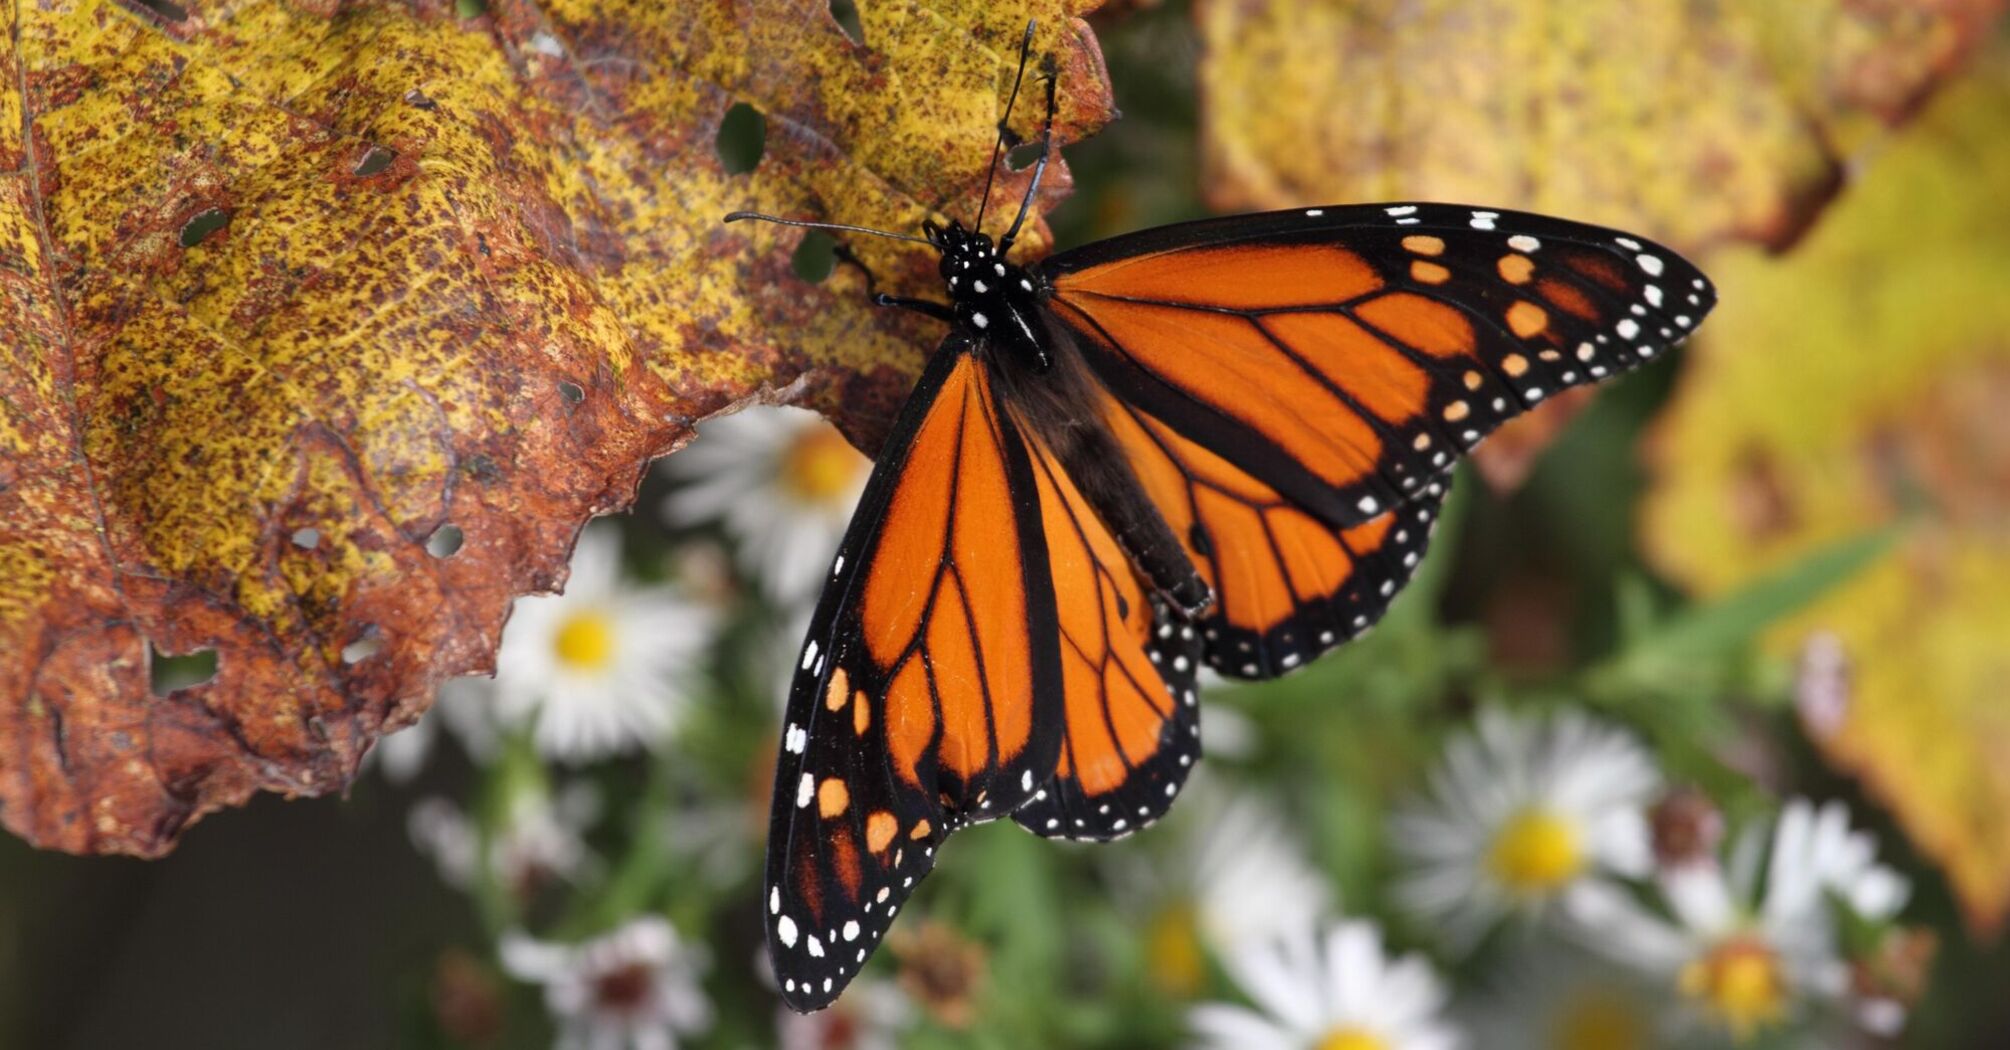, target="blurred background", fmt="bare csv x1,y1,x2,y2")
4,1,2008,1047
